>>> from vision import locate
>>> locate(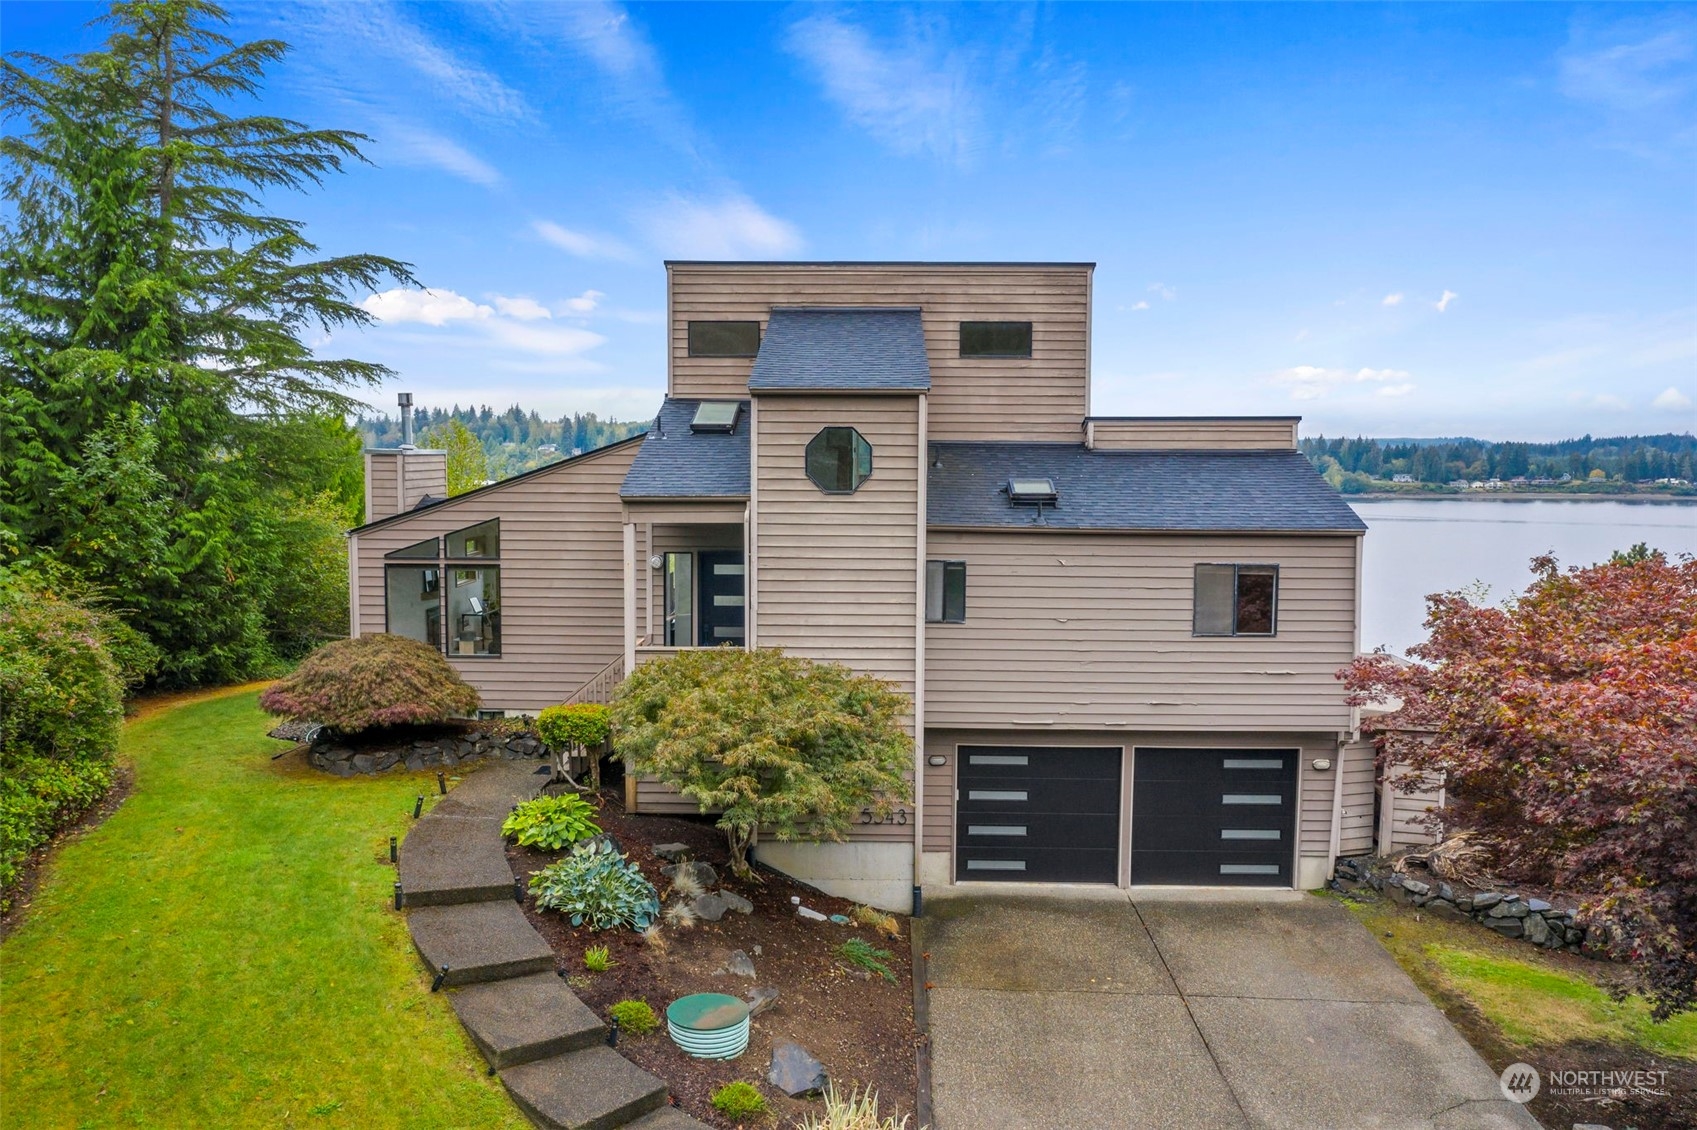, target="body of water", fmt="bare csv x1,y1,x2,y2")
1350,498,1697,656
